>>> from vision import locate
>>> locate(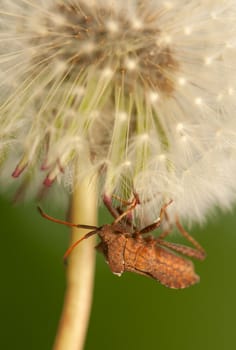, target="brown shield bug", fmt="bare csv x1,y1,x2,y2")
38,193,206,289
